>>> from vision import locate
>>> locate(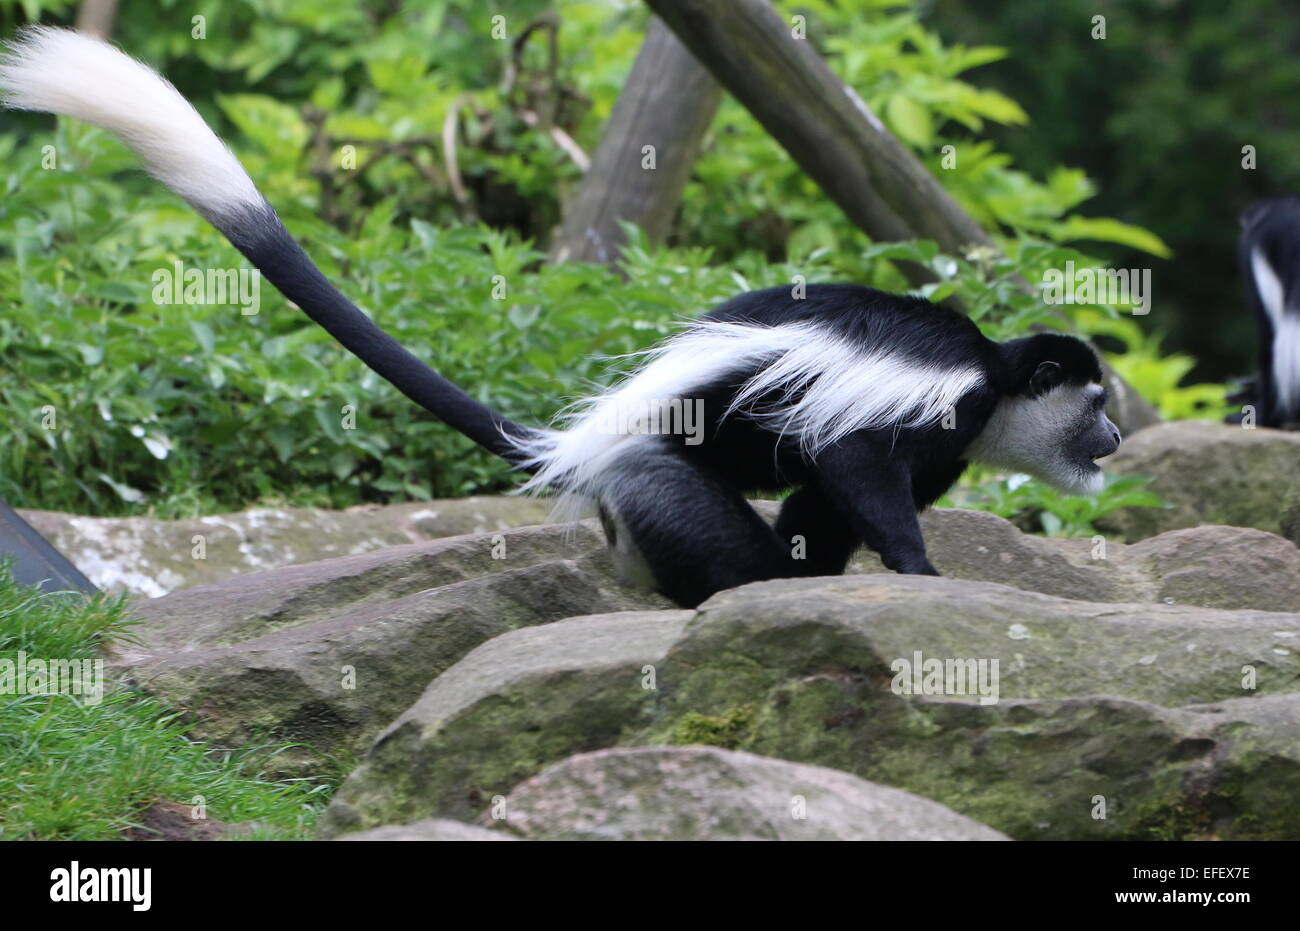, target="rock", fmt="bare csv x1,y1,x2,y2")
914,508,1128,602
320,609,691,836
1124,526,1300,611
321,574,1300,839
332,746,1006,841
335,819,512,841
17,496,553,598
117,507,1300,779
1097,421,1300,540
491,746,1007,840
786,505,1297,611
866,510,1299,612
113,522,672,772
1281,478,1300,547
